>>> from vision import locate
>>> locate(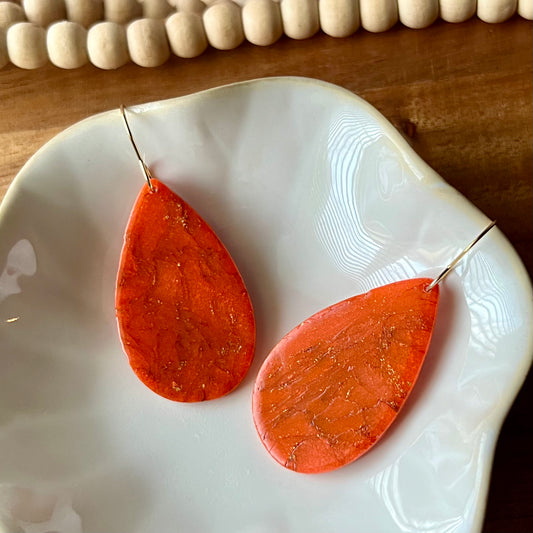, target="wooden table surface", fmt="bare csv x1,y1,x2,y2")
1,14,532,532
